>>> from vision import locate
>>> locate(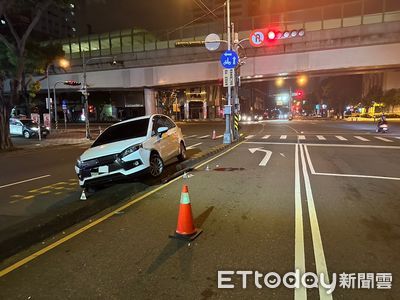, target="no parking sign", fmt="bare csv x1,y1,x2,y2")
249,30,265,47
